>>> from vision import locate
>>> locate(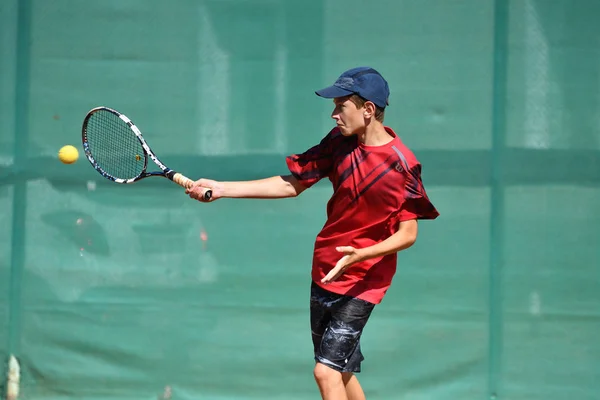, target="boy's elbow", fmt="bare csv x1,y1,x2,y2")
399,219,418,248
292,185,307,197
283,175,307,197
406,233,417,248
